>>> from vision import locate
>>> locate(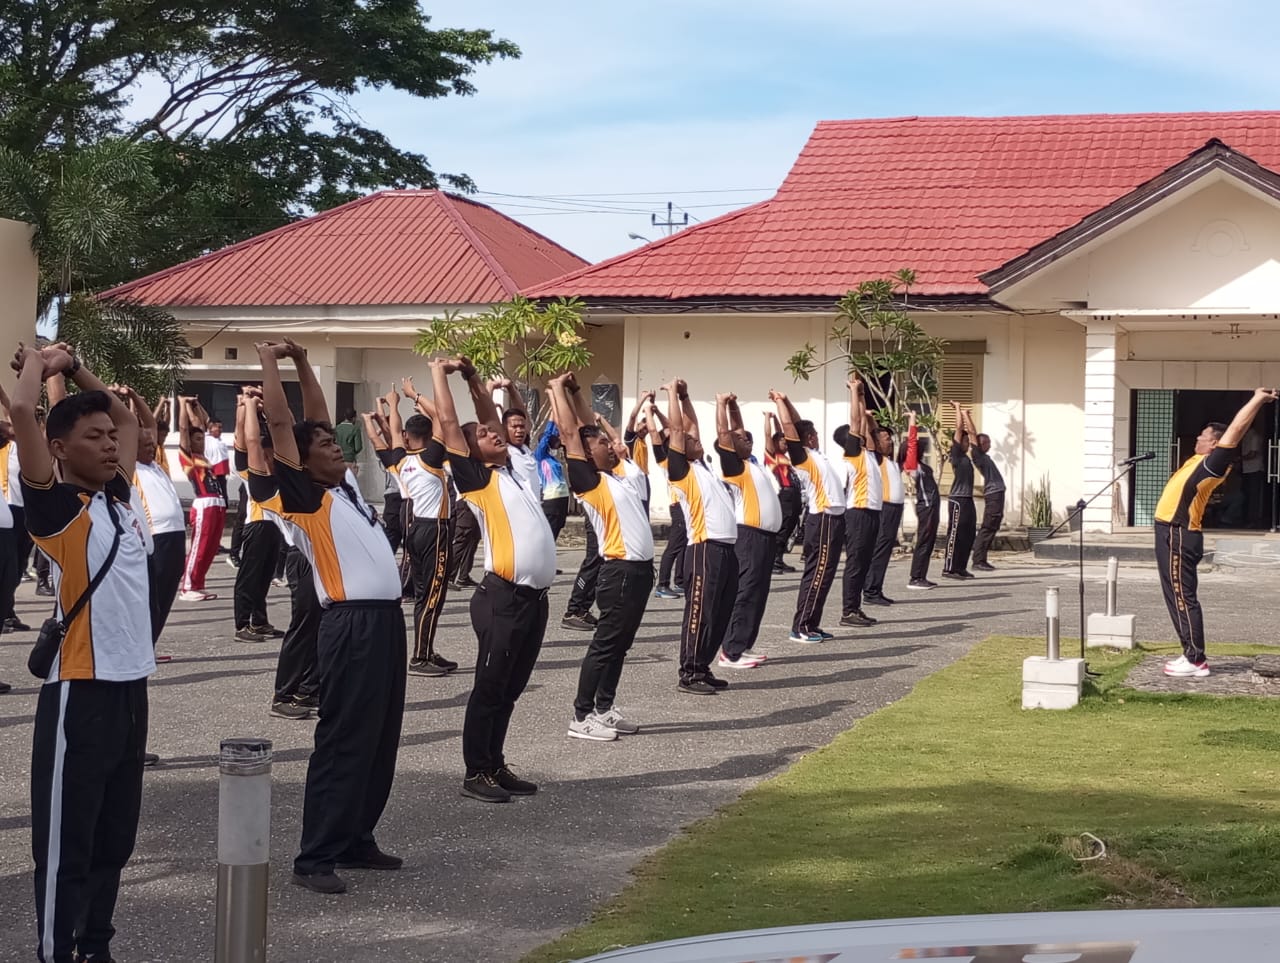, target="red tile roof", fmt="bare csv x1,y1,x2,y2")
105,190,588,307
527,111,1280,300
